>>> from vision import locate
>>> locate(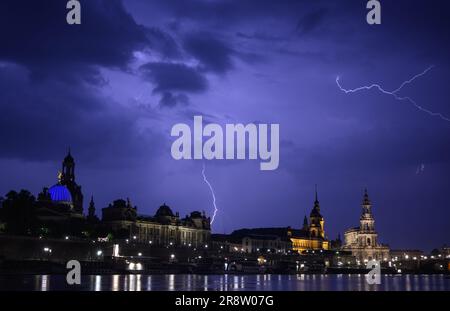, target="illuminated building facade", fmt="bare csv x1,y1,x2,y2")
212,231,292,254
102,200,211,247
289,188,330,253
342,189,390,262
212,188,331,254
